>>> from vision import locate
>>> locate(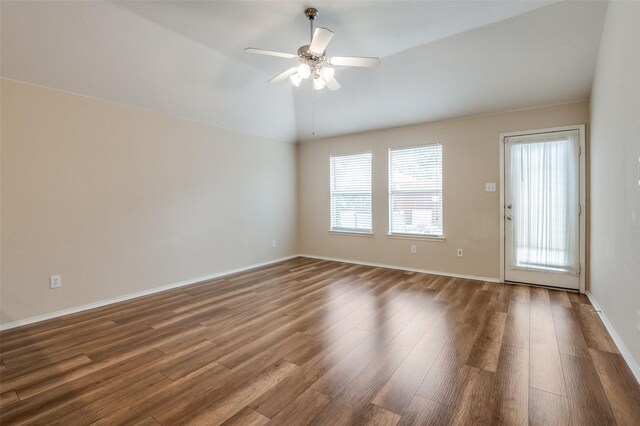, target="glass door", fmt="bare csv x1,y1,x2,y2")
504,130,581,289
